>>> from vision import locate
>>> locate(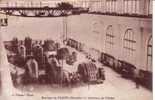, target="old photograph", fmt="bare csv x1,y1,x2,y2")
0,0,153,100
